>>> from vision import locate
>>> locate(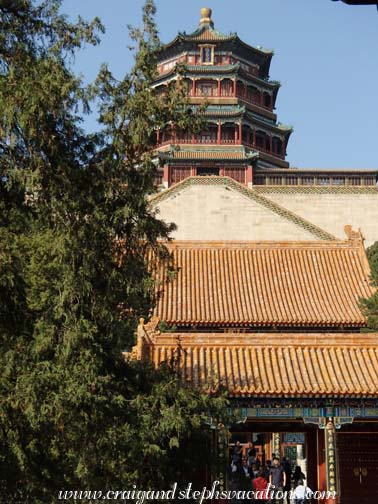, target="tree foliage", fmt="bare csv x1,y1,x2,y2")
0,1,227,501
360,241,378,331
